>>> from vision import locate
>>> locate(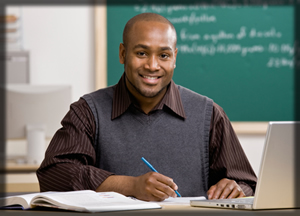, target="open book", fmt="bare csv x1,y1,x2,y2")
0,190,161,212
